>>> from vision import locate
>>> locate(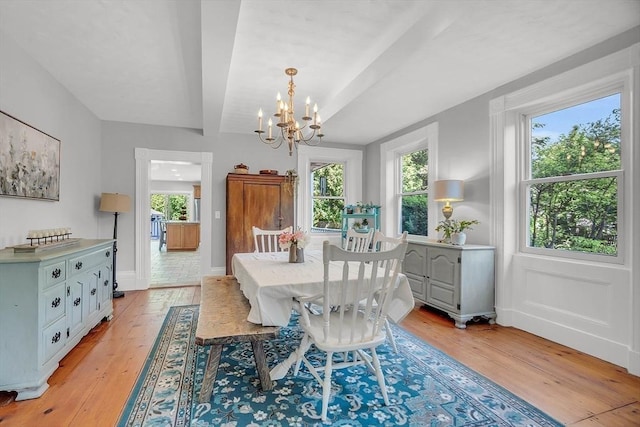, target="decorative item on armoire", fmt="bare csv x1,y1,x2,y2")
0,110,61,201
99,192,131,298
